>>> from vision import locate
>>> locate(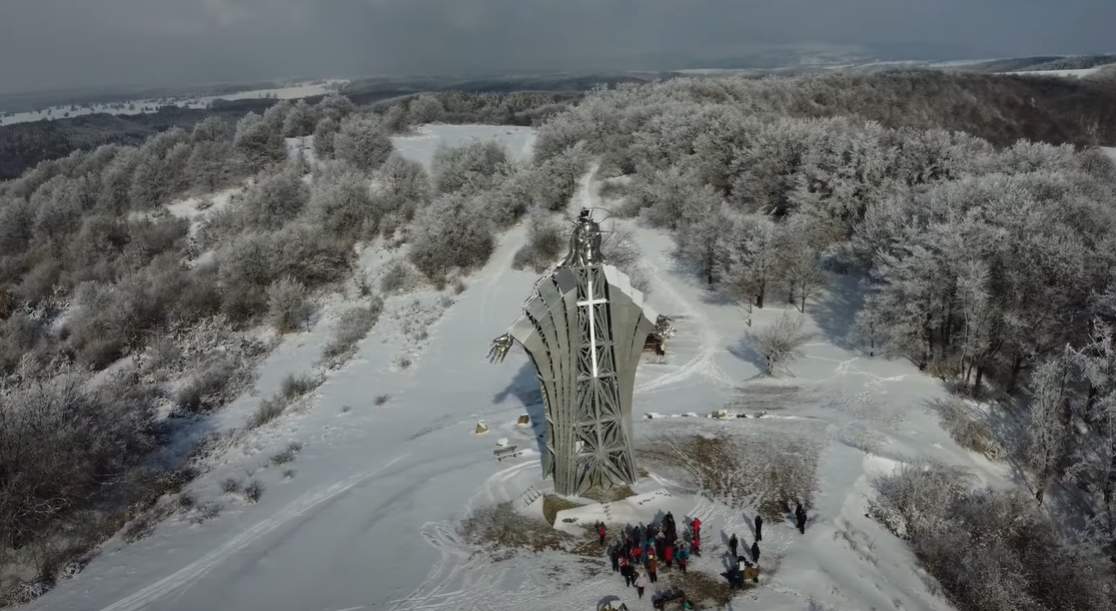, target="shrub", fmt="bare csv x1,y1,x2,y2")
312,117,339,159
512,210,564,272
280,373,320,400
872,464,1116,611
270,442,302,466
432,141,509,193
266,277,312,333
934,399,1004,459
409,194,495,281
308,164,377,239
241,166,310,229
379,260,411,294
750,312,810,375
234,112,285,168
175,357,236,414
243,480,263,503
221,478,242,494
322,299,384,364
333,114,393,172
251,396,286,428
